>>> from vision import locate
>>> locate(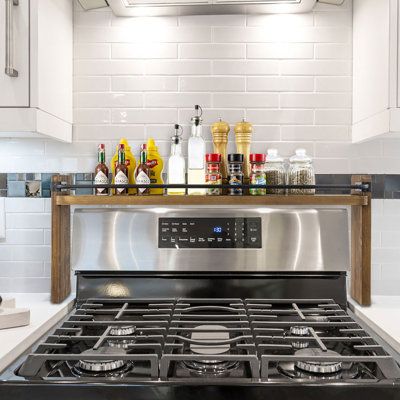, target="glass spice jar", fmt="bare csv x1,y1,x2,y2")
227,153,244,196
249,153,266,196
288,148,315,195
205,153,222,196
265,149,286,194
